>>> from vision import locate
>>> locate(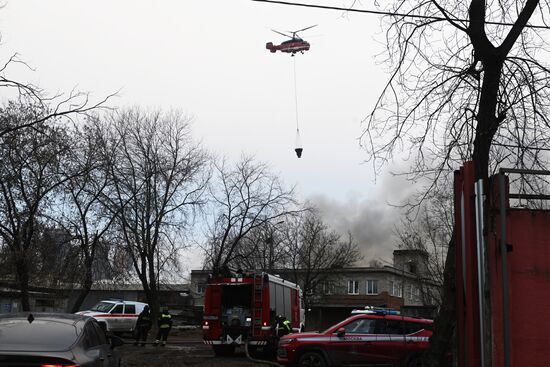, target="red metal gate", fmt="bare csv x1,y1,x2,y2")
455,162,550,367
454,161,482,367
